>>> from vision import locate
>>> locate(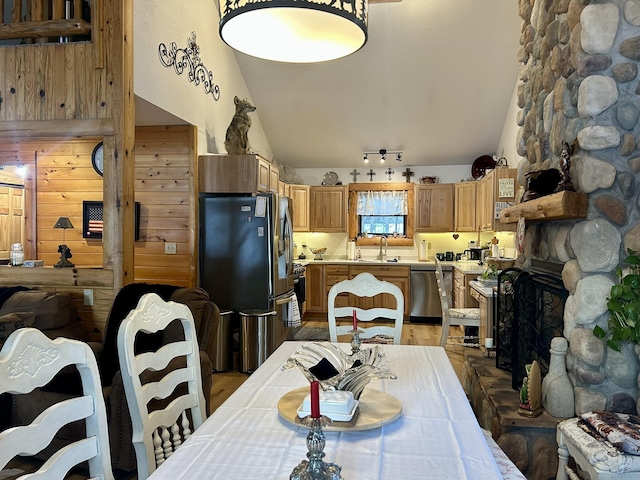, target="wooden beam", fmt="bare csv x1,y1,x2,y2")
102,0,135,290
0,119,114,138
499,191,588,224
0,19,90,39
